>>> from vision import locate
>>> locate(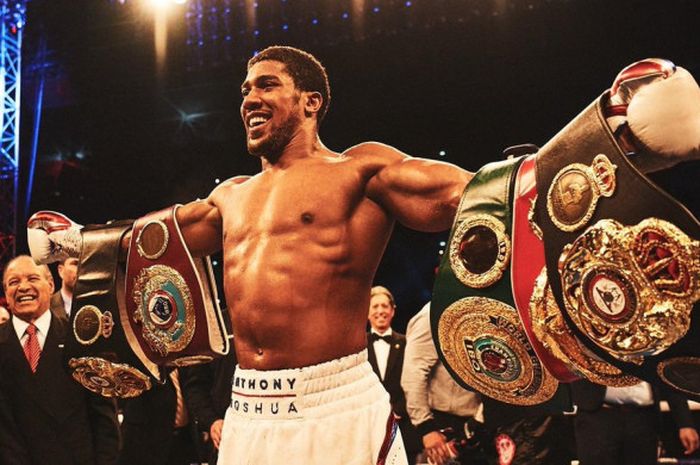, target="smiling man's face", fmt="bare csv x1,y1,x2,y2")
240,60,304,161
3,256,52,323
